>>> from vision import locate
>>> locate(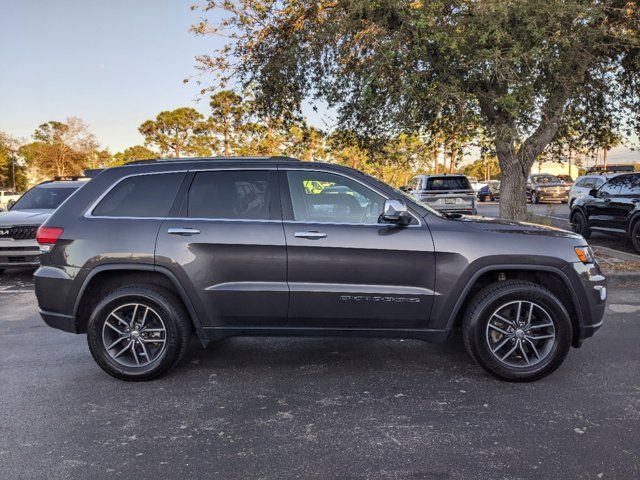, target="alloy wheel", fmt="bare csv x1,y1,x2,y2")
101,303,167,368
485,300,556,368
